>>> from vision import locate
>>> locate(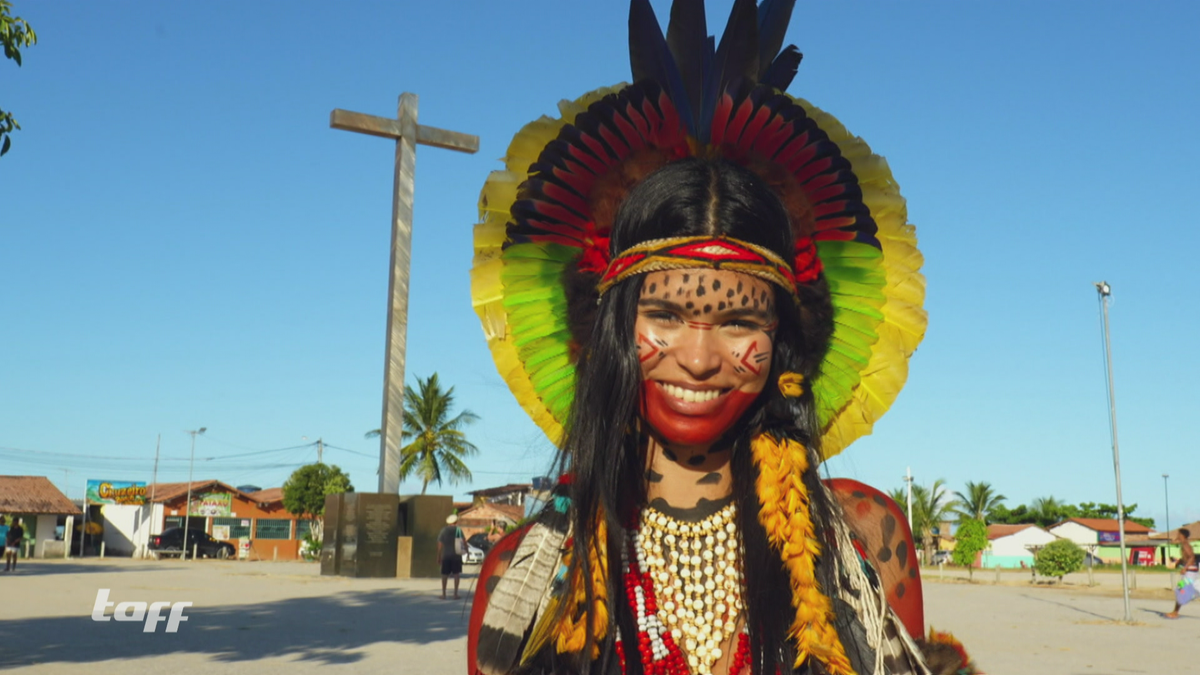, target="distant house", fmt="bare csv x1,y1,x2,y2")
1130,520,1200,566
456,502,525,542
0,475,81,558
1049,518,1152,564
467,483,533,508
140,481,315,560
982,524,1057,569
